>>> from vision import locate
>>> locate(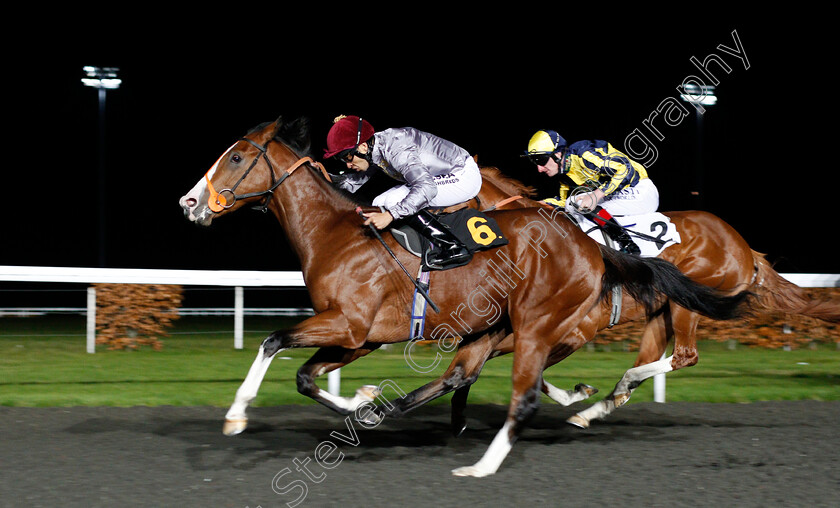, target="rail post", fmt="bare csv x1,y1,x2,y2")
86,287,96,354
